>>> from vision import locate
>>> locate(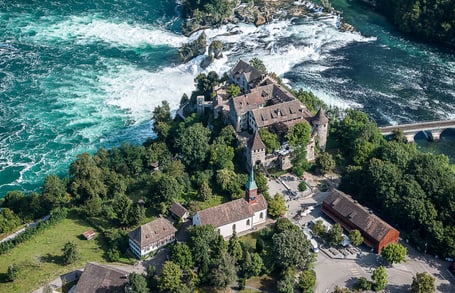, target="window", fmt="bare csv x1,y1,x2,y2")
232,224,236,233
260,212,264,219
246,219,250,226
